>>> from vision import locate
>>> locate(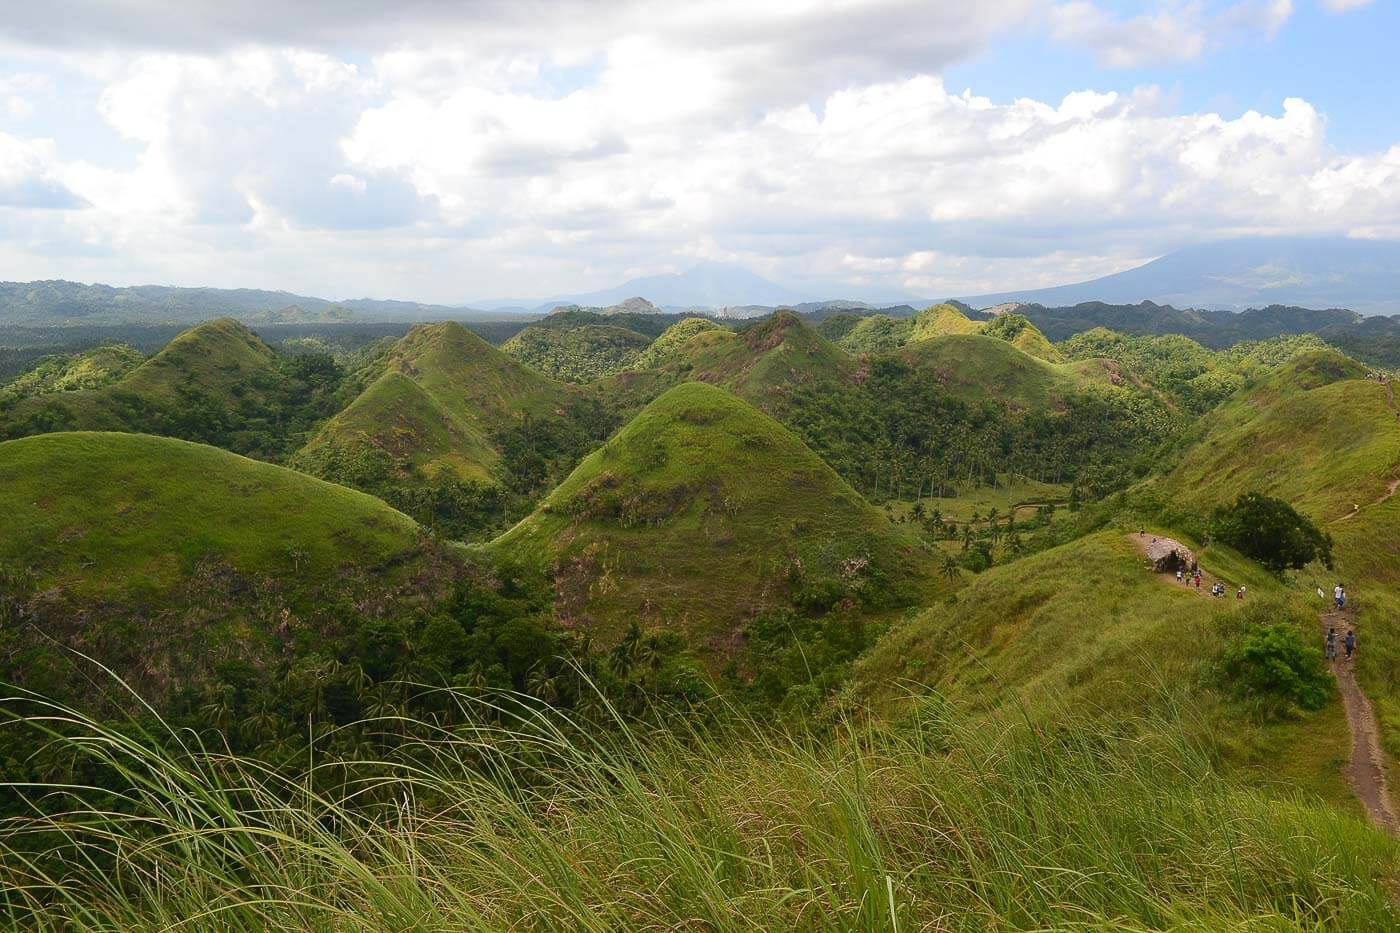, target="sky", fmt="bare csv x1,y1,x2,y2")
0,0,1396,304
